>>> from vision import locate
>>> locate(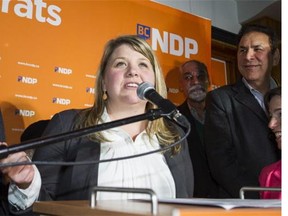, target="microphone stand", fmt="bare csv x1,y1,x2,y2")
0,109,165,159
